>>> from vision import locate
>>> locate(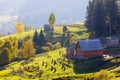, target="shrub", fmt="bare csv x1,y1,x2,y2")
70,34,79,45
53,42,61,50
42,46,50,52
46,42,53,50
